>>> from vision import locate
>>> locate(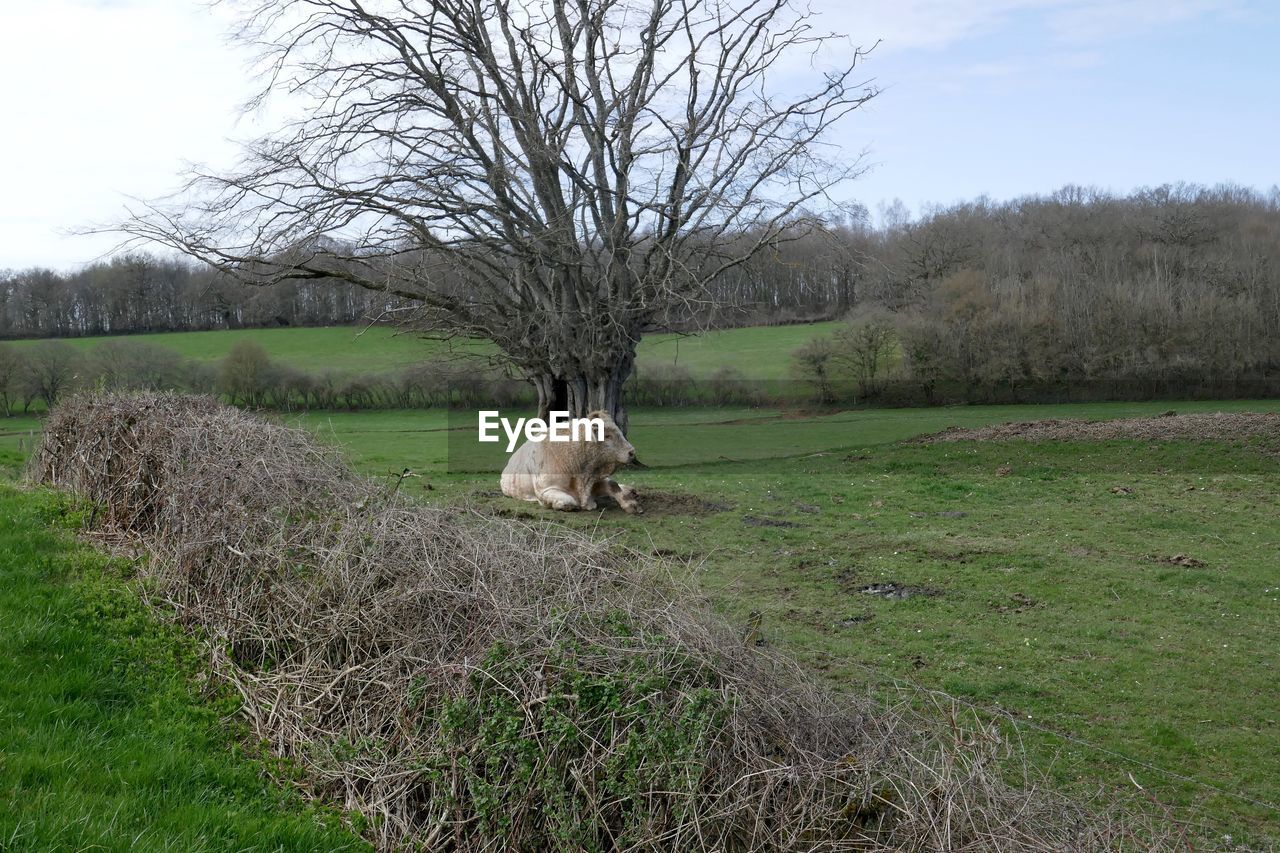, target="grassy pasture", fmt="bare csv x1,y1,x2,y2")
0,485,368,851
3,381,1279,843
292,397,1280,473
292,399,1280,844
10,321,841,379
